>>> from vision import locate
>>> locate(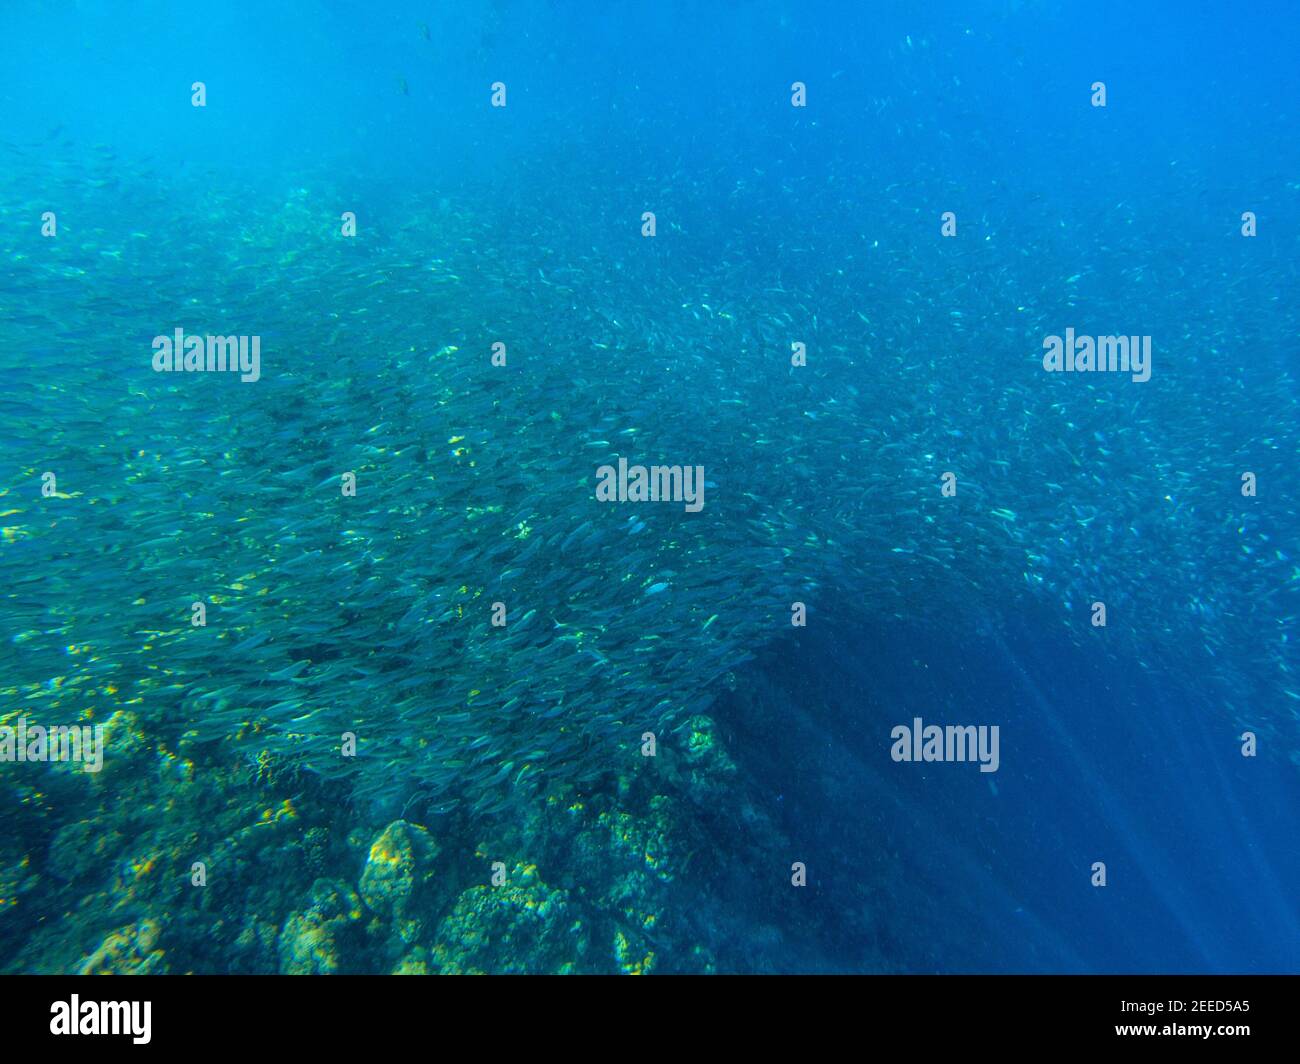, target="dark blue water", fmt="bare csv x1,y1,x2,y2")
738,601,1300,972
